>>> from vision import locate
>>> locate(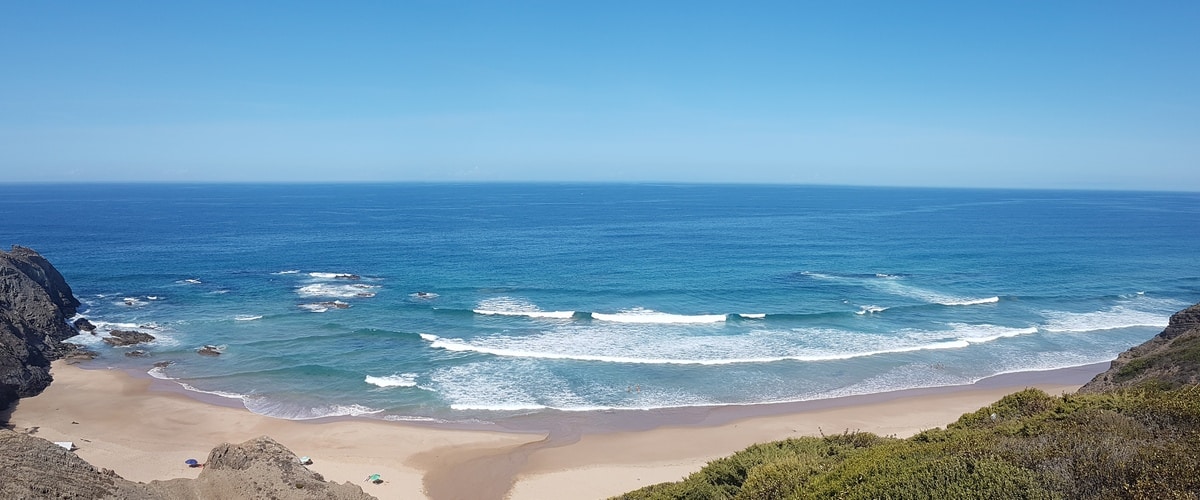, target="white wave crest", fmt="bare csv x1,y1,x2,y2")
472,297,573,319
296,283,377,298
947,323,1038,343
365,373,418,388
273,270,301,274
308,272,360,280
738,313,766,319
299,301,350,313
939,296,1000,306
147,366,174,380
591,308,726,324
420,332,969,365
475,309,575,319
856,305,888,315
235,315,263,321
178,383,249,401
1040,306,1169,333
242,399,383,420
